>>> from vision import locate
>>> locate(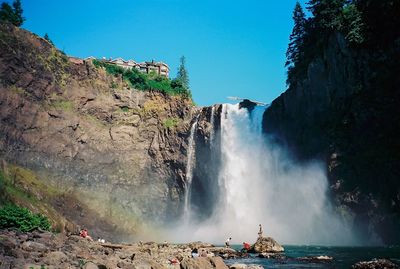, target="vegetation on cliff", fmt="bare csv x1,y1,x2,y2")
0,204,50,232
286,0,399,87
92,58,192,99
